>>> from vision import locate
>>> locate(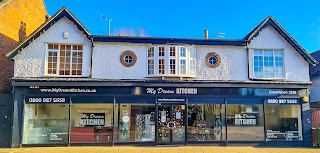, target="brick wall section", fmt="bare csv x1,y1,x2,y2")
0,0,47,93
